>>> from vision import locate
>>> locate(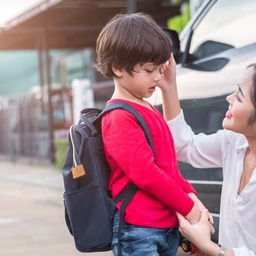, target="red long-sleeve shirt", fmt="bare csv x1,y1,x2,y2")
102,99,196,228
